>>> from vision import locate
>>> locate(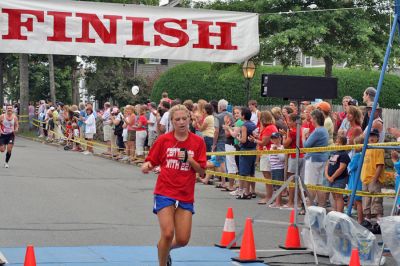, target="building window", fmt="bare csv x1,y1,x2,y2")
261,60,276,66
304,56,312,66
148,58,161,64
